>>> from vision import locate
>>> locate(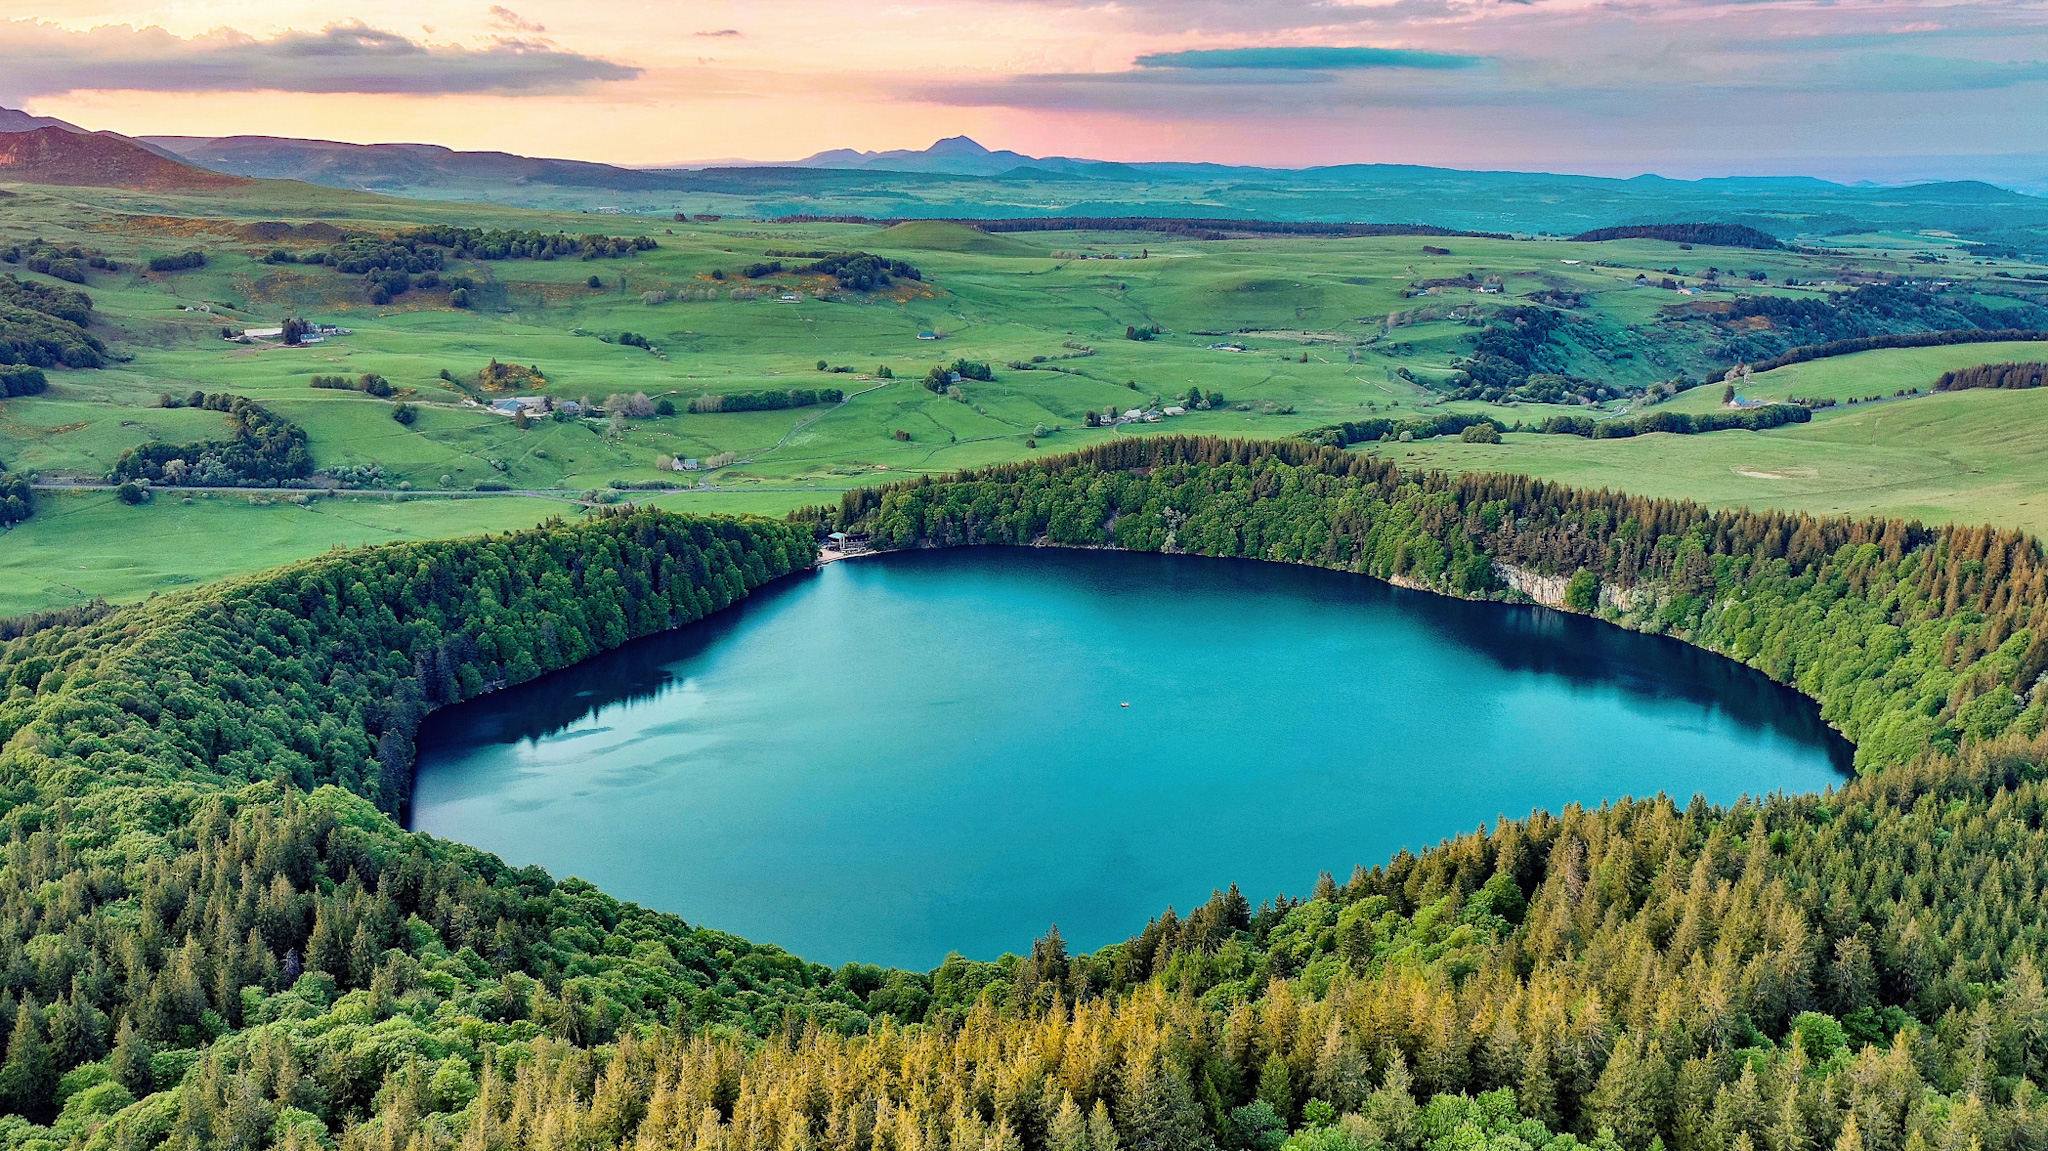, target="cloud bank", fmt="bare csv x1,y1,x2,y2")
0,19,639,101
1134,46,1483,71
